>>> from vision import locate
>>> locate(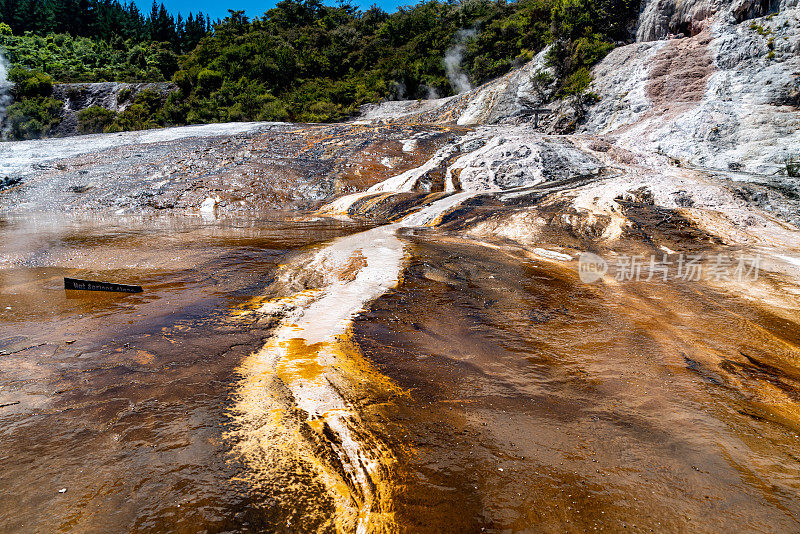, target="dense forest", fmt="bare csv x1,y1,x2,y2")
0,0,640,139
0,0,210,49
